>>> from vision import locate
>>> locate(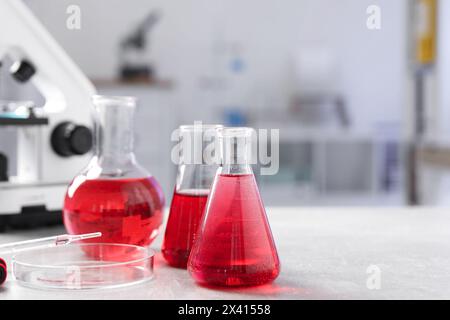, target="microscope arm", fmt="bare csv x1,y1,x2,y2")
0,0,96,117
0,0,95,184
